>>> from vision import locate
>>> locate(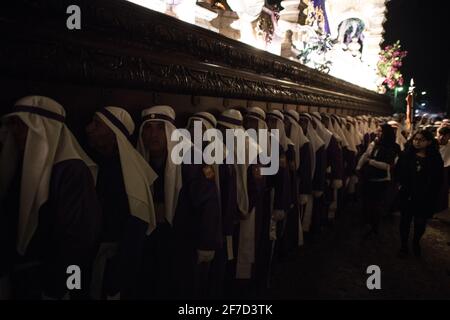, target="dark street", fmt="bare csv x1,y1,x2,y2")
267,204,450,299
